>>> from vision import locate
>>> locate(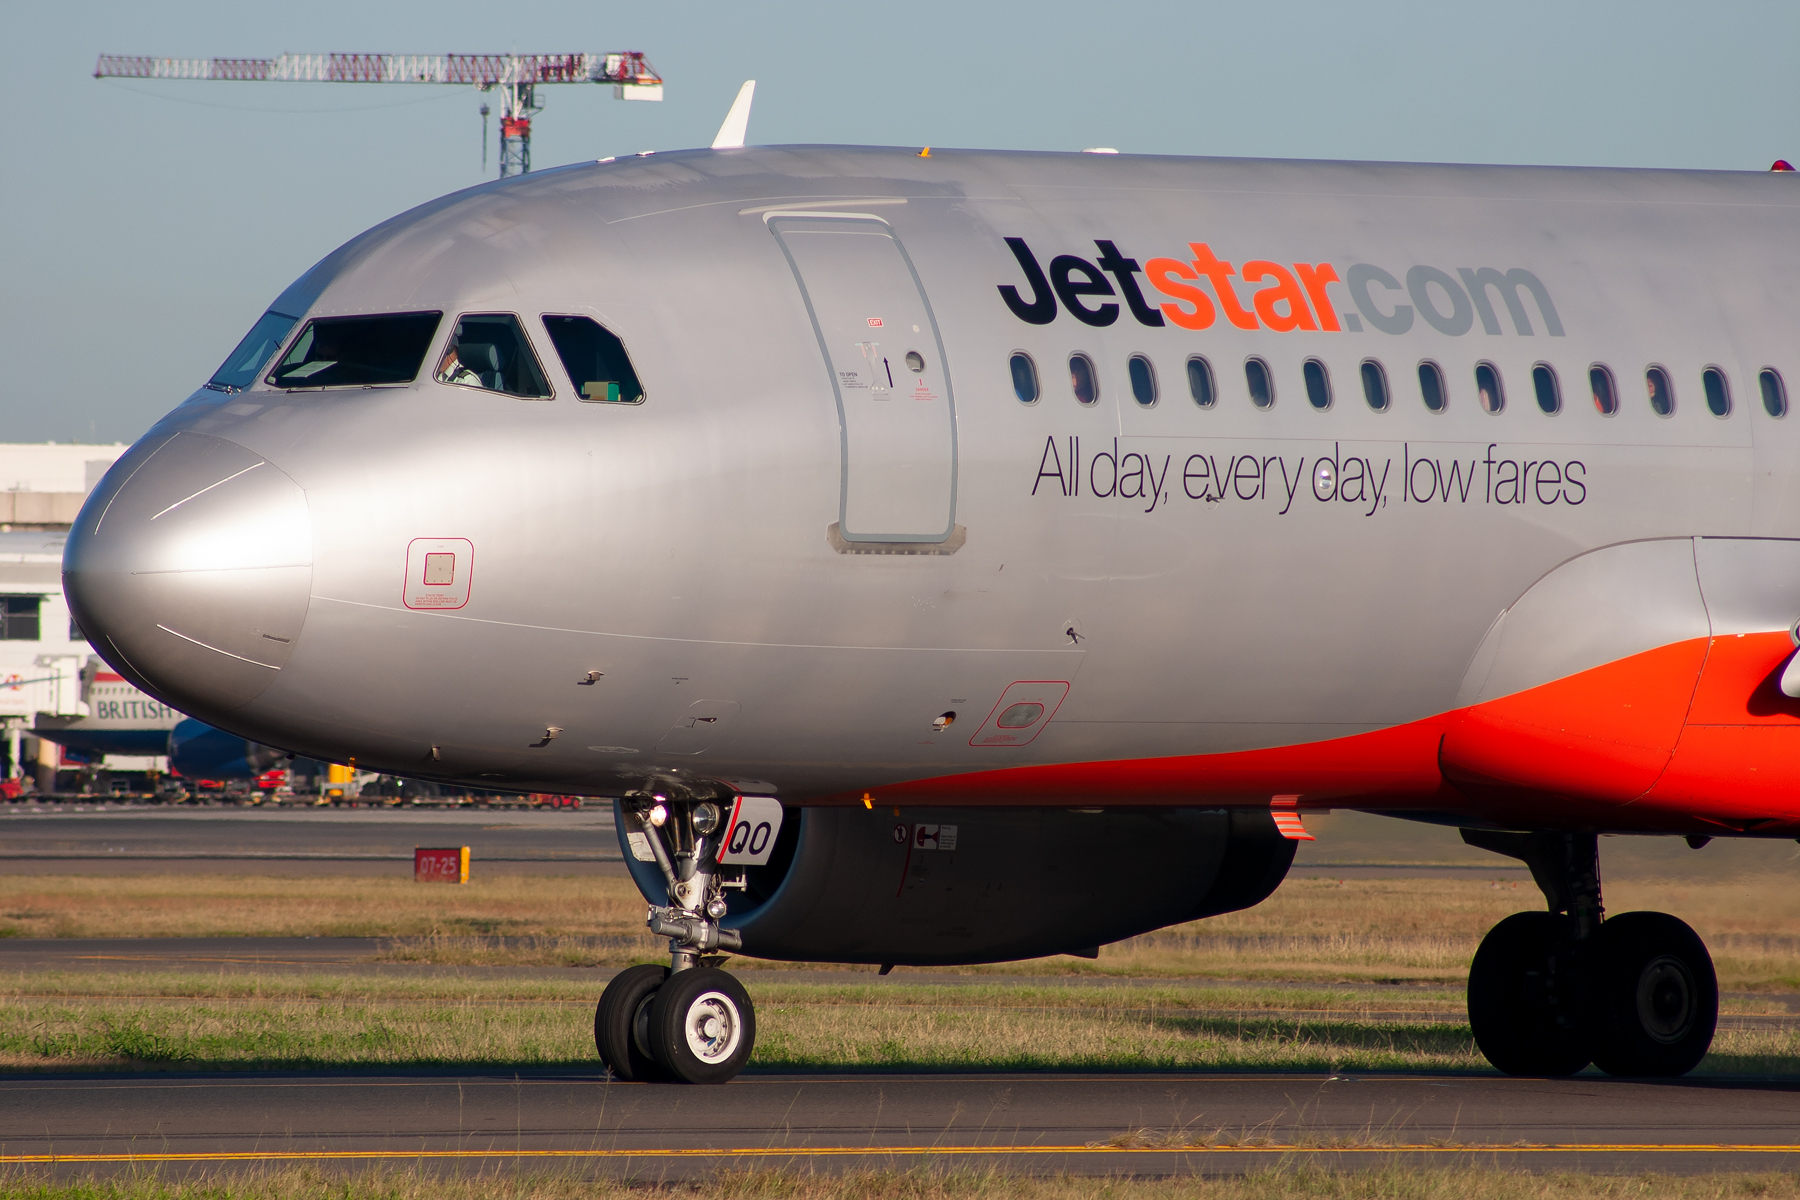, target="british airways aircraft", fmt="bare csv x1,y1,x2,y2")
63,128,1800,1084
